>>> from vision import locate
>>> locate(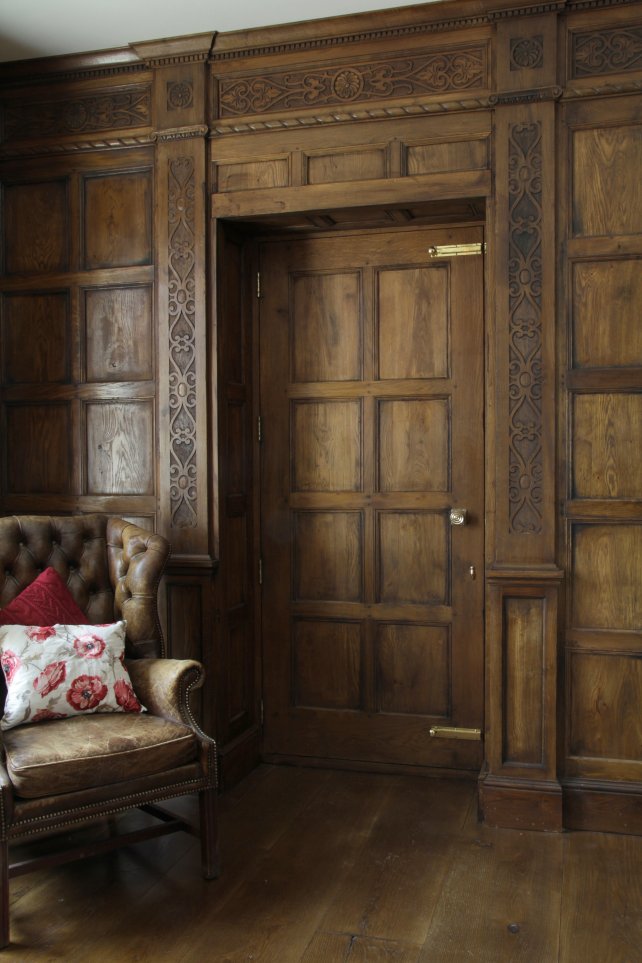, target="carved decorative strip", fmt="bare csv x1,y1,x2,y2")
572,25,642,77
168,156,198,529
217,46,487,117
0,135,155,158
212,95,493,135
2,87,151,143
507,122,543,536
